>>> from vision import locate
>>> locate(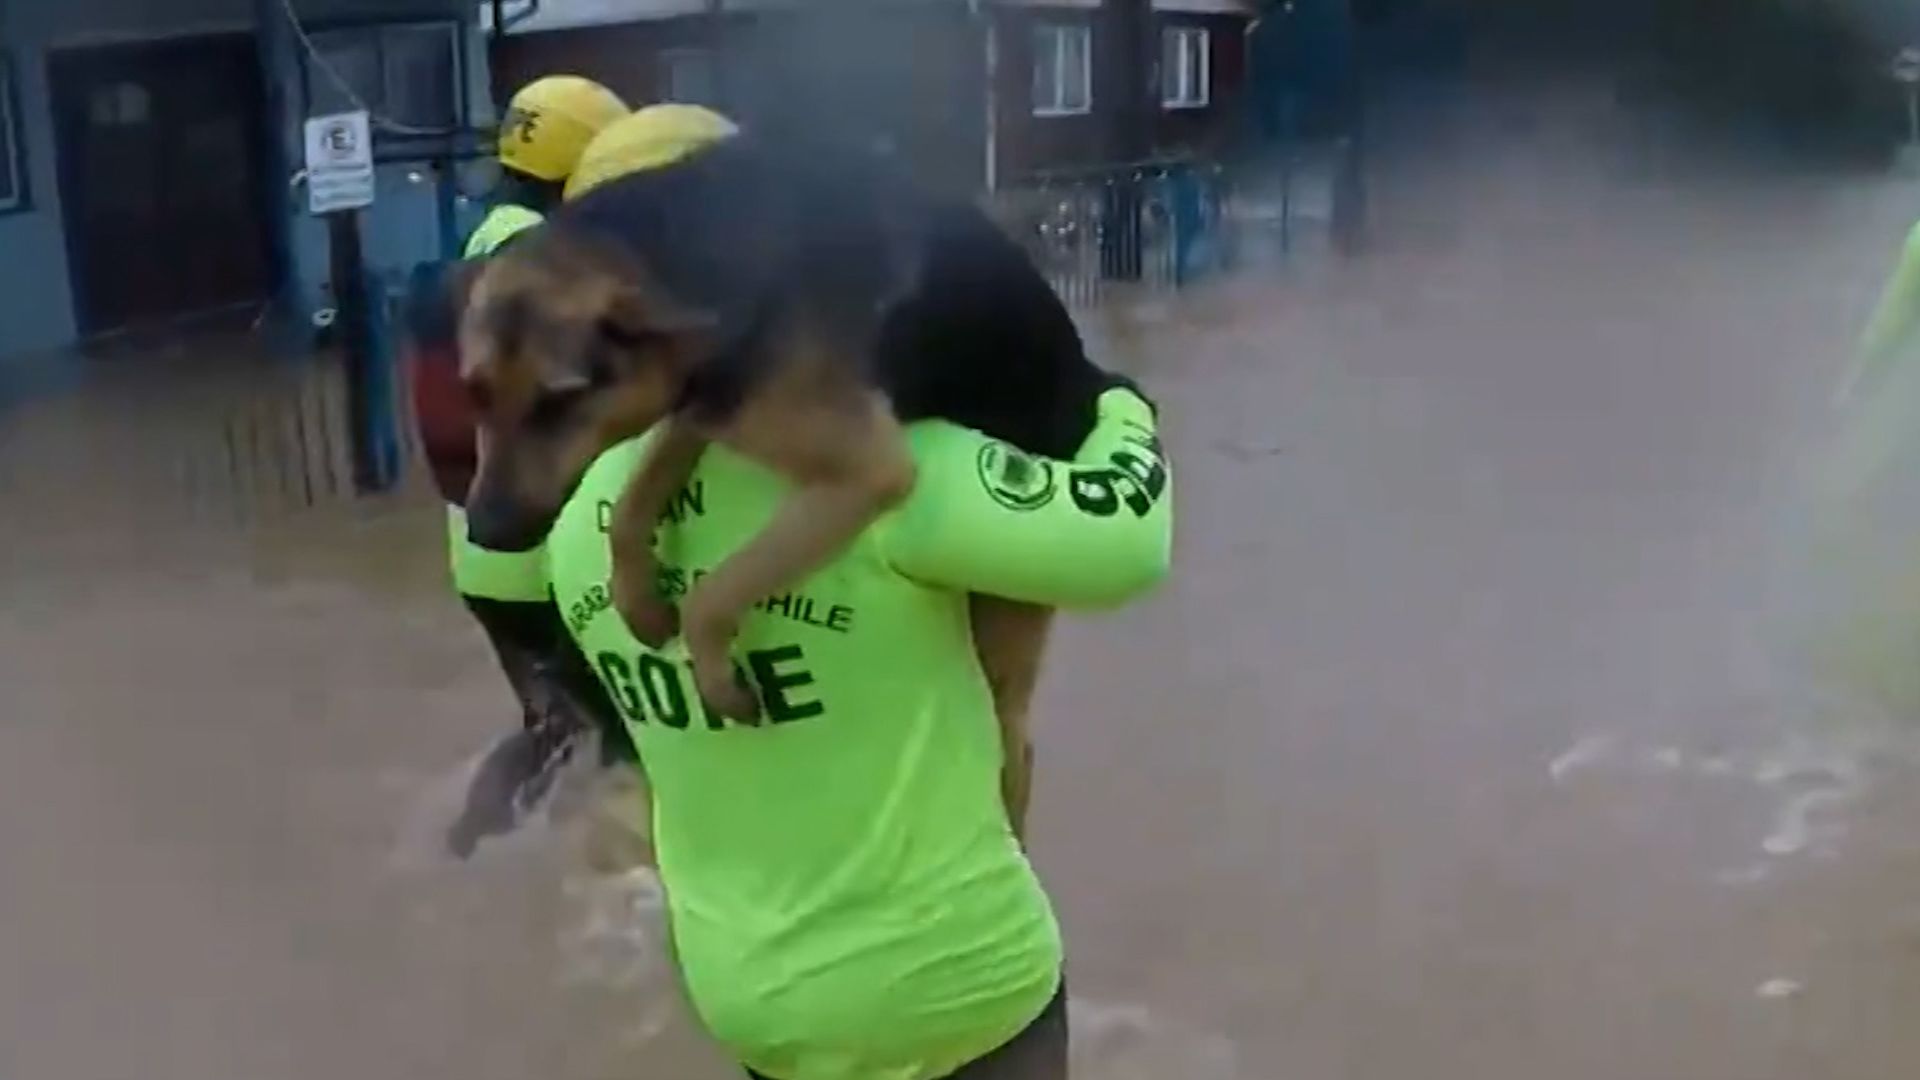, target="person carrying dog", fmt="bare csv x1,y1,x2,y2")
469,74,630,255
405,75,629,855
496,109,1174,1079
